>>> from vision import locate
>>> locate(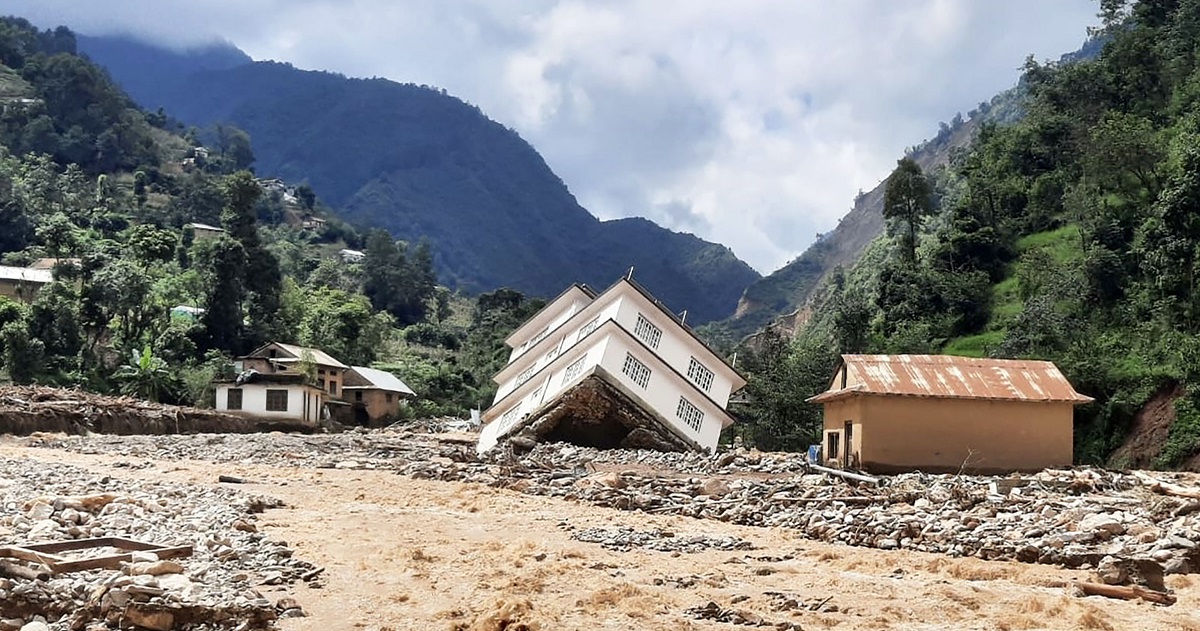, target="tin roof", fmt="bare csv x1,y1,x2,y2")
0,266,53,284
344,366,416,396
240,342,348,369
807,354,1093,404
